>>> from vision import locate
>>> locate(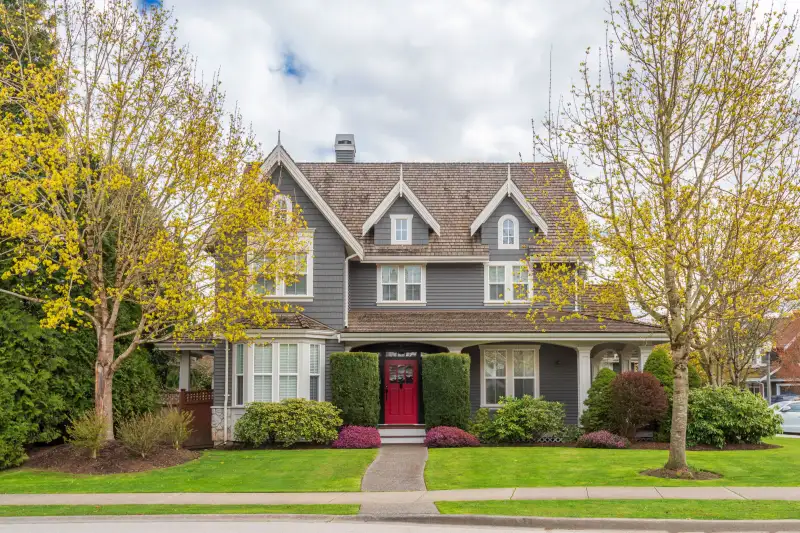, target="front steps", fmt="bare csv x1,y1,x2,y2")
378,424,426,445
